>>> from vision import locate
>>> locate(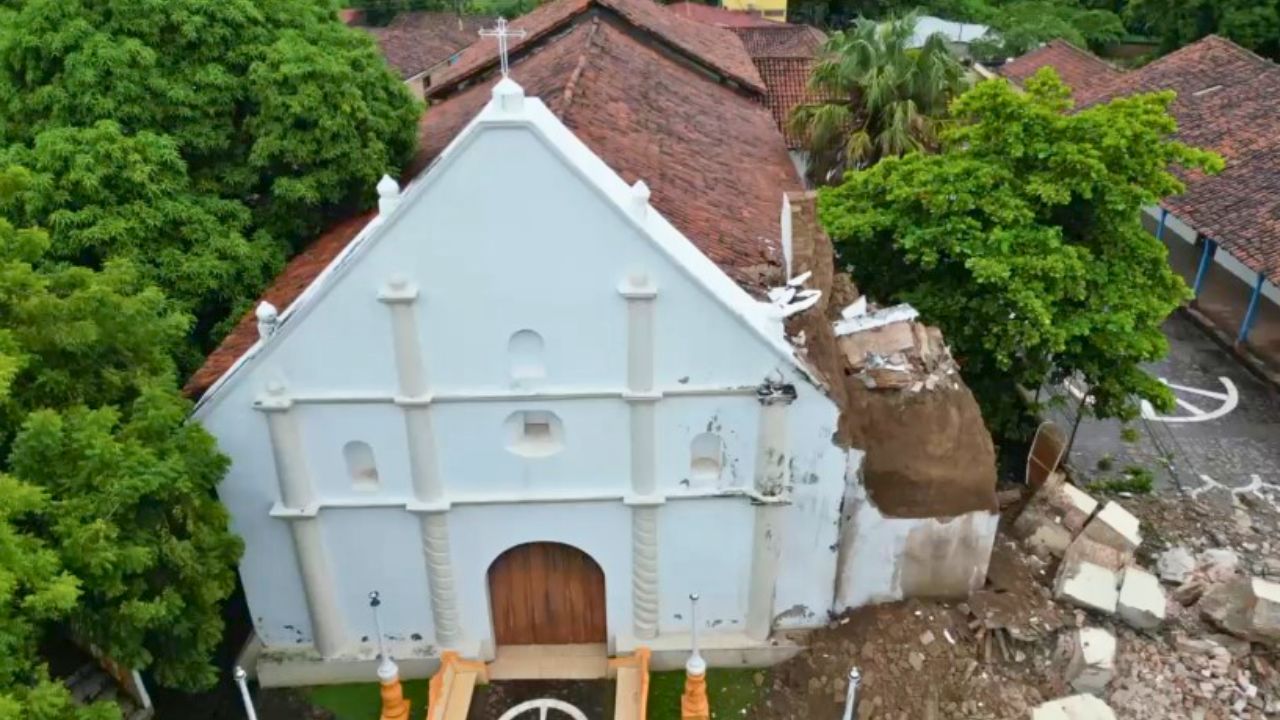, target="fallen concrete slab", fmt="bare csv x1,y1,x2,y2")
1032,694,1118,720
1117,566,1166,630
1065,628,1116,696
